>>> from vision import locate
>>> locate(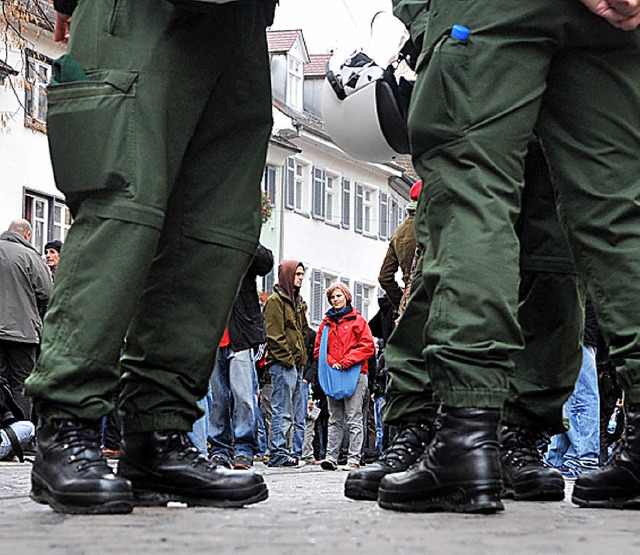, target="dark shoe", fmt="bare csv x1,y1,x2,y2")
232,455,253,470
500,424,564,501
378,407,505,514
118,431,268,508
573,405,640,509
267,456,298,468
345,422,433,501
320,459,338,471
211,454,232,469
30,420,133,514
